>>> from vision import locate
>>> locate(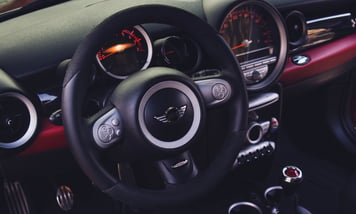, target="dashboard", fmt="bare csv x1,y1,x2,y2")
0,0,355,155
0,0,355,171
0,0,356,212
